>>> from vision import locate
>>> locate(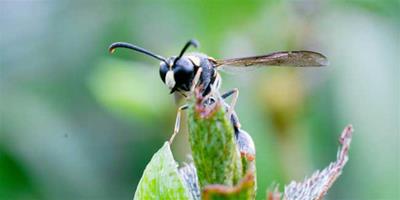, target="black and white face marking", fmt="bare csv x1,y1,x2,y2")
109,39,203,94
159,57,196,92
